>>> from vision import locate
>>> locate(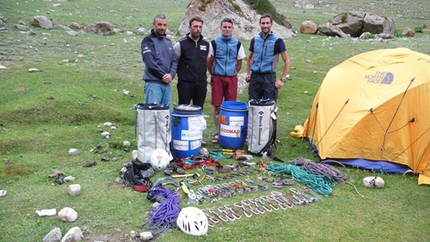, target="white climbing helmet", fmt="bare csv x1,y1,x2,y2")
176,206,208,236
149,149,170,171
